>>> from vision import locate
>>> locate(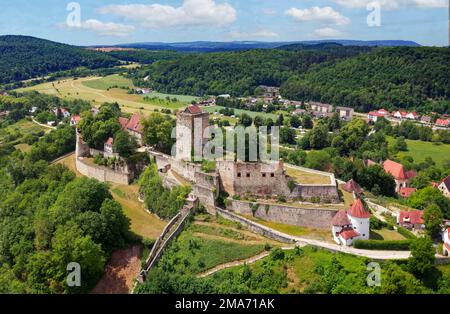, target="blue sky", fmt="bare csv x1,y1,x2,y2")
0,0,448,46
